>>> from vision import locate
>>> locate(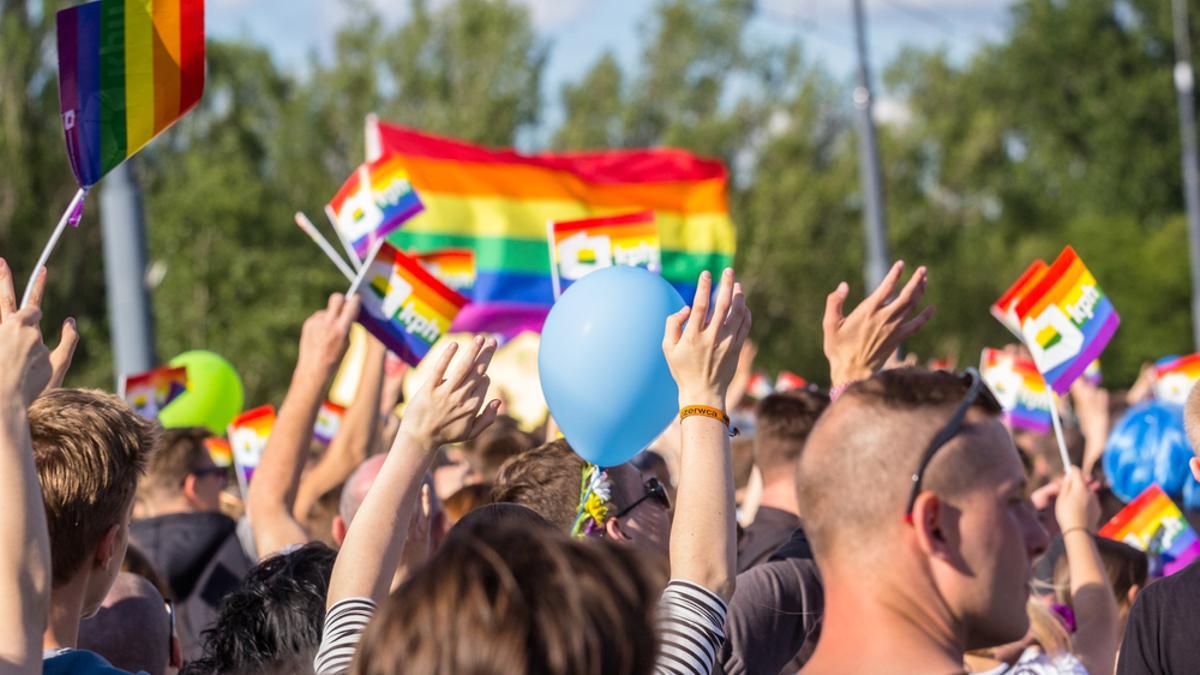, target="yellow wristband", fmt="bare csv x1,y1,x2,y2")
680,405,737,436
